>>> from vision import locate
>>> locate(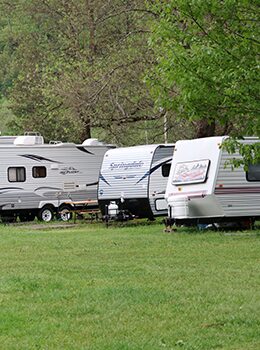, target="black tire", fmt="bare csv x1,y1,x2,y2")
37,206,54,222
19,212,36,222
57,205,72,222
